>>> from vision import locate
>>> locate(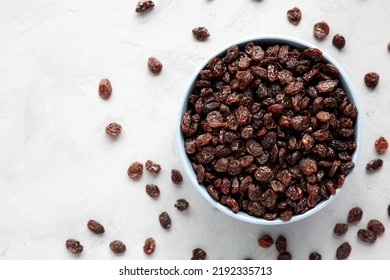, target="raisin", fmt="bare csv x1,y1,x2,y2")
375,137,388,153
146,184,160,198
332,34,346,49
299,158,317,175
287,7,301,25
191,248,207,260
192,27,210,41
174,199,189,211
275,236,287,253
148,57,163,74
99,79,112,99
333,223,348,236
357,229,377,243
105,122,122,136
366,158,383,172
127,162,143,180
348,207,363,224
309,252,322,260
135,1,154,12
367,219,385,235
171,169,183,184
66,239,83,254
254,166,273,182
364,72,379,88
303,48,323,61
110,240,126,254
277,252,292,260
336,242,351,260
313,21,330,39
143,238,156,255
258,235,273,248
159,212,171,229
87,220,105,234
145,160,161,174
